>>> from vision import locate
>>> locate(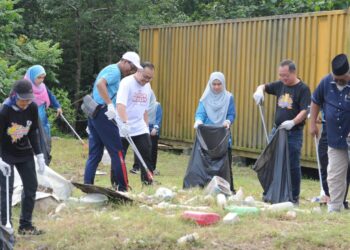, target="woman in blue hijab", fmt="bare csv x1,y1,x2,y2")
24,65,62,165
194,71,236,192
